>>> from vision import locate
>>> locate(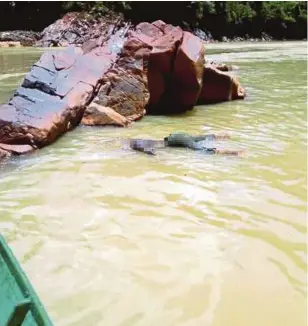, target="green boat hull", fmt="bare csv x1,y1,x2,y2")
0,235,53,325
